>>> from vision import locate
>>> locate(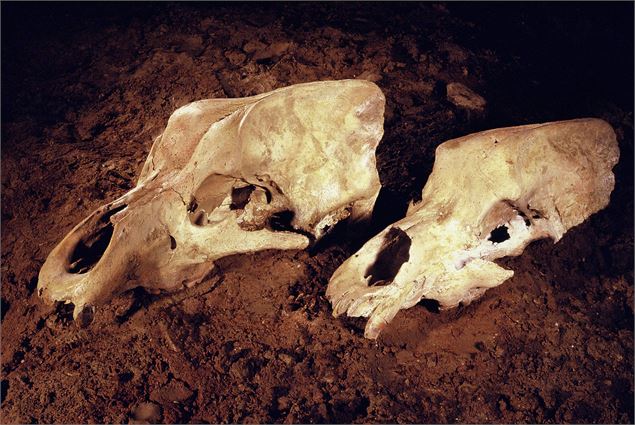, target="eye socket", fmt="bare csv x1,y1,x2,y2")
189,175,270,226
230,185,257,210
488,225,510,243
188,174,235,225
